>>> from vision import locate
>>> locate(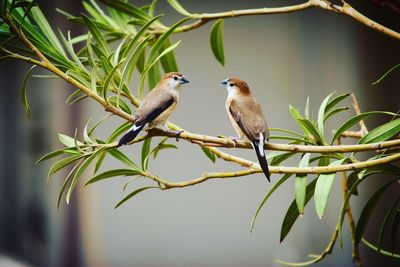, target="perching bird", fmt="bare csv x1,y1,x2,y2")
221,77,270,181
117,72,189,147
